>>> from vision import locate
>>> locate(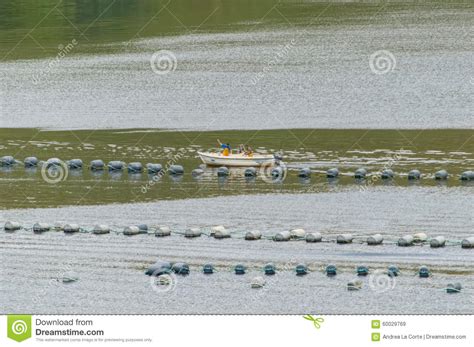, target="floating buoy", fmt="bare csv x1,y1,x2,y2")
155,275,173,285
264,263,276,275
137,224,148,234
398,235,414,247
67,159,83,169
446,283,462,293
251,276,266,288
295,263,308,276
214,228,231,239
107,161,123,171
60,271,79,283
354,168,367,179
185,228,201,238
172,262,189,275
357,265,369,276
387,265,400,277
52,222,63,231
460,171,474,181
33,222,51,233
290,228,306,239
435,170,448,180
234,264,246,275
210,225,226,236
155,226,171,237
147,163,163,174
273,231,291,242
381,169,394,179
367,234,384,245
192,168,204,176
413,232,428,243
168,165,184,175
347,280,362,291
325,264,337,276
326,168,339,178
336,234,353,244
271,166,284,179
128,162,143,173
24,157,38,167
46,158,62,168
430,236,446,248
53,222,66,231
4,221,21,231
461,237,474,249
92,224,110,234
203,264,214,274
408,169,421,180
217,166,229,177
90,160,105,171
0,155,15,166
298,168,311,178
305,232,322,243
244,167,257,177
145,261,172,276
64,224,80,233
245,230,262,240
419,266,430,278
123,226,140,236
